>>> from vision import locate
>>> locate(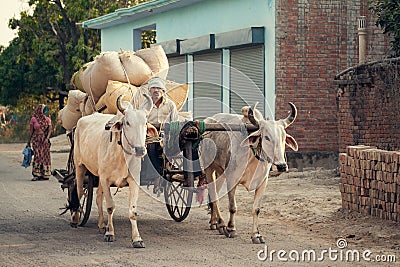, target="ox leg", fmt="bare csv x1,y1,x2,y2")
251,178,267,244
70,165,86,227
100,178,115,242
96,184,106,233
127,177,145,248
223,186,238,238
206,168,226,233
205,168,218,229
